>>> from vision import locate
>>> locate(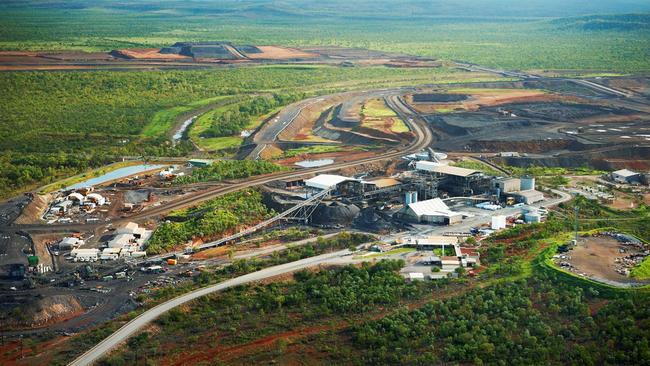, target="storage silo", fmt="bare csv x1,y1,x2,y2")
520,175,535,191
